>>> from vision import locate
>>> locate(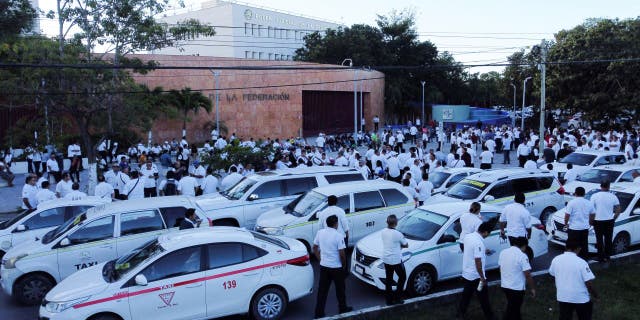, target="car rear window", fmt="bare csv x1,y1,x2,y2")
325,173,365,184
